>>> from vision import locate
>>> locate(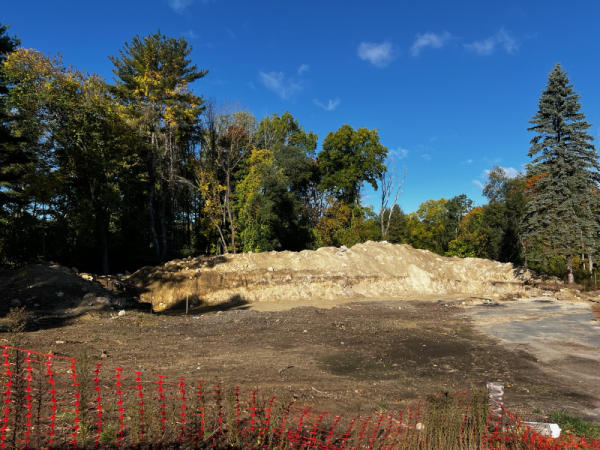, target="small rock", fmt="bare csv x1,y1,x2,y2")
416,423,424,431
267,267,274,272
80,273,93,281
101,350,109,358
117,310,126,317
303,329,308,333
55,340,65,345
56,291,64,298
